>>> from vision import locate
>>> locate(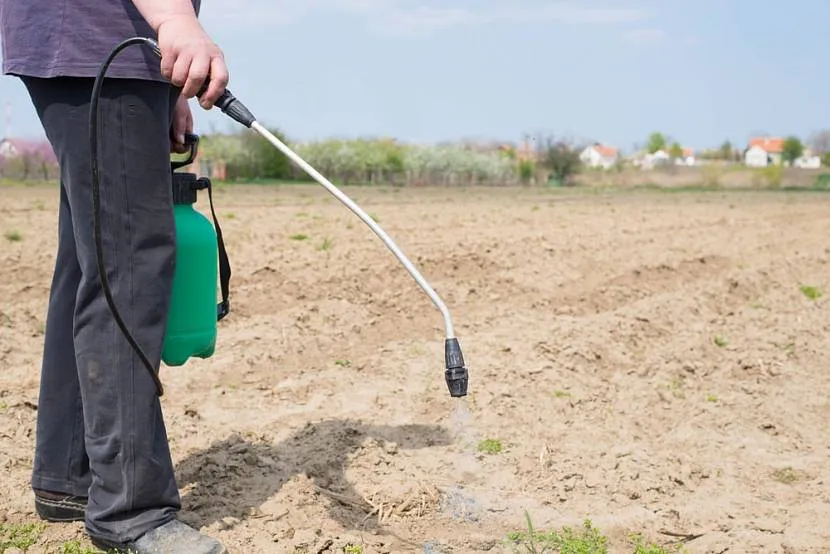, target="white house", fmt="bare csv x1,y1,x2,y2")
794,153,821,168
579,144,619,169
744,137,784,167
744,145,769,167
